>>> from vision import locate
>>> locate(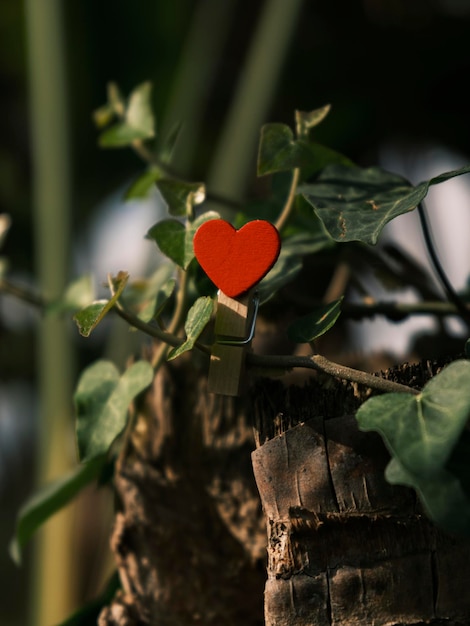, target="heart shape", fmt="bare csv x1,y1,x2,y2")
193,219,281,298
